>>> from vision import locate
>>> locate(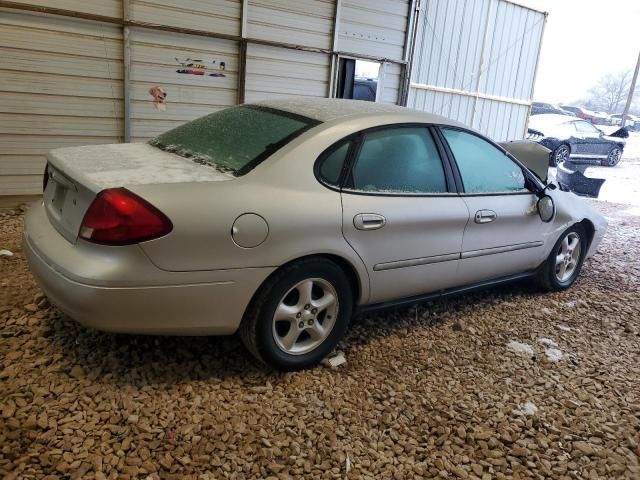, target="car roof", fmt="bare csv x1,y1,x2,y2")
251,97,464,127
529,113,577,130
